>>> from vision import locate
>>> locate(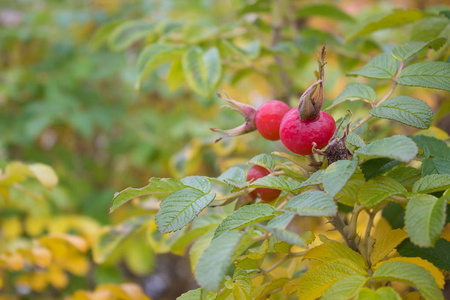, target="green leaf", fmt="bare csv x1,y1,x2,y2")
266,212,295,229
346,9,425,41
382,202,405,229
346,132,367,148
323,158,359,198
108,21,155,51
195,231,242,291
356,135,418,162
330,83,376,108
135,44,185,89
358,176,407,208
211,167,246,187
322,275,368,300
361,158,402,180
410,135,450,159
156,188,216,234
405,194,446,247
93,215,151,263
296,4,354,22
347,54,399,79
411,16,450,41
369,96,433,129
397,238,450,272
167,59,185,91
110,178,185,212
176,288,202,300
337,178,365,207
285,191,337,217
398,61,450,92
422,158,450,175
412,174,450,193
248,154,275,170
260,225,306,247
252,277,290,299
355,287,402,300
292,170,325,192
233,268,251,294
250,176,299,192
222,40,261,60
181,176,211,194
387,166,422,186
392,38,447,61
372,261,443,300
90,20,123,49
213,204,276,239
182,47,222,97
